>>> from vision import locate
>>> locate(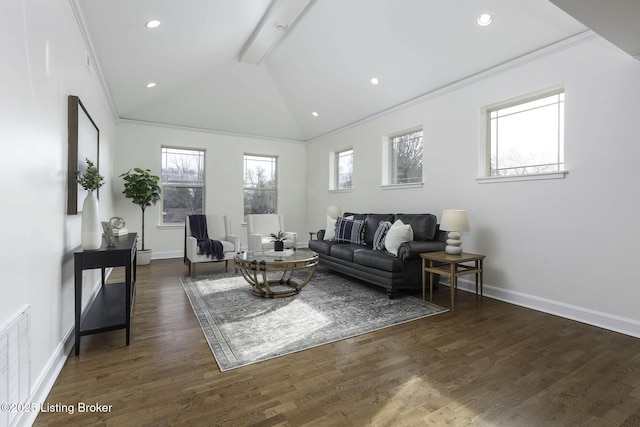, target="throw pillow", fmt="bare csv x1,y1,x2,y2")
385,219,414,256
324,215,337,240
373,220,392,250
334,217,366,245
